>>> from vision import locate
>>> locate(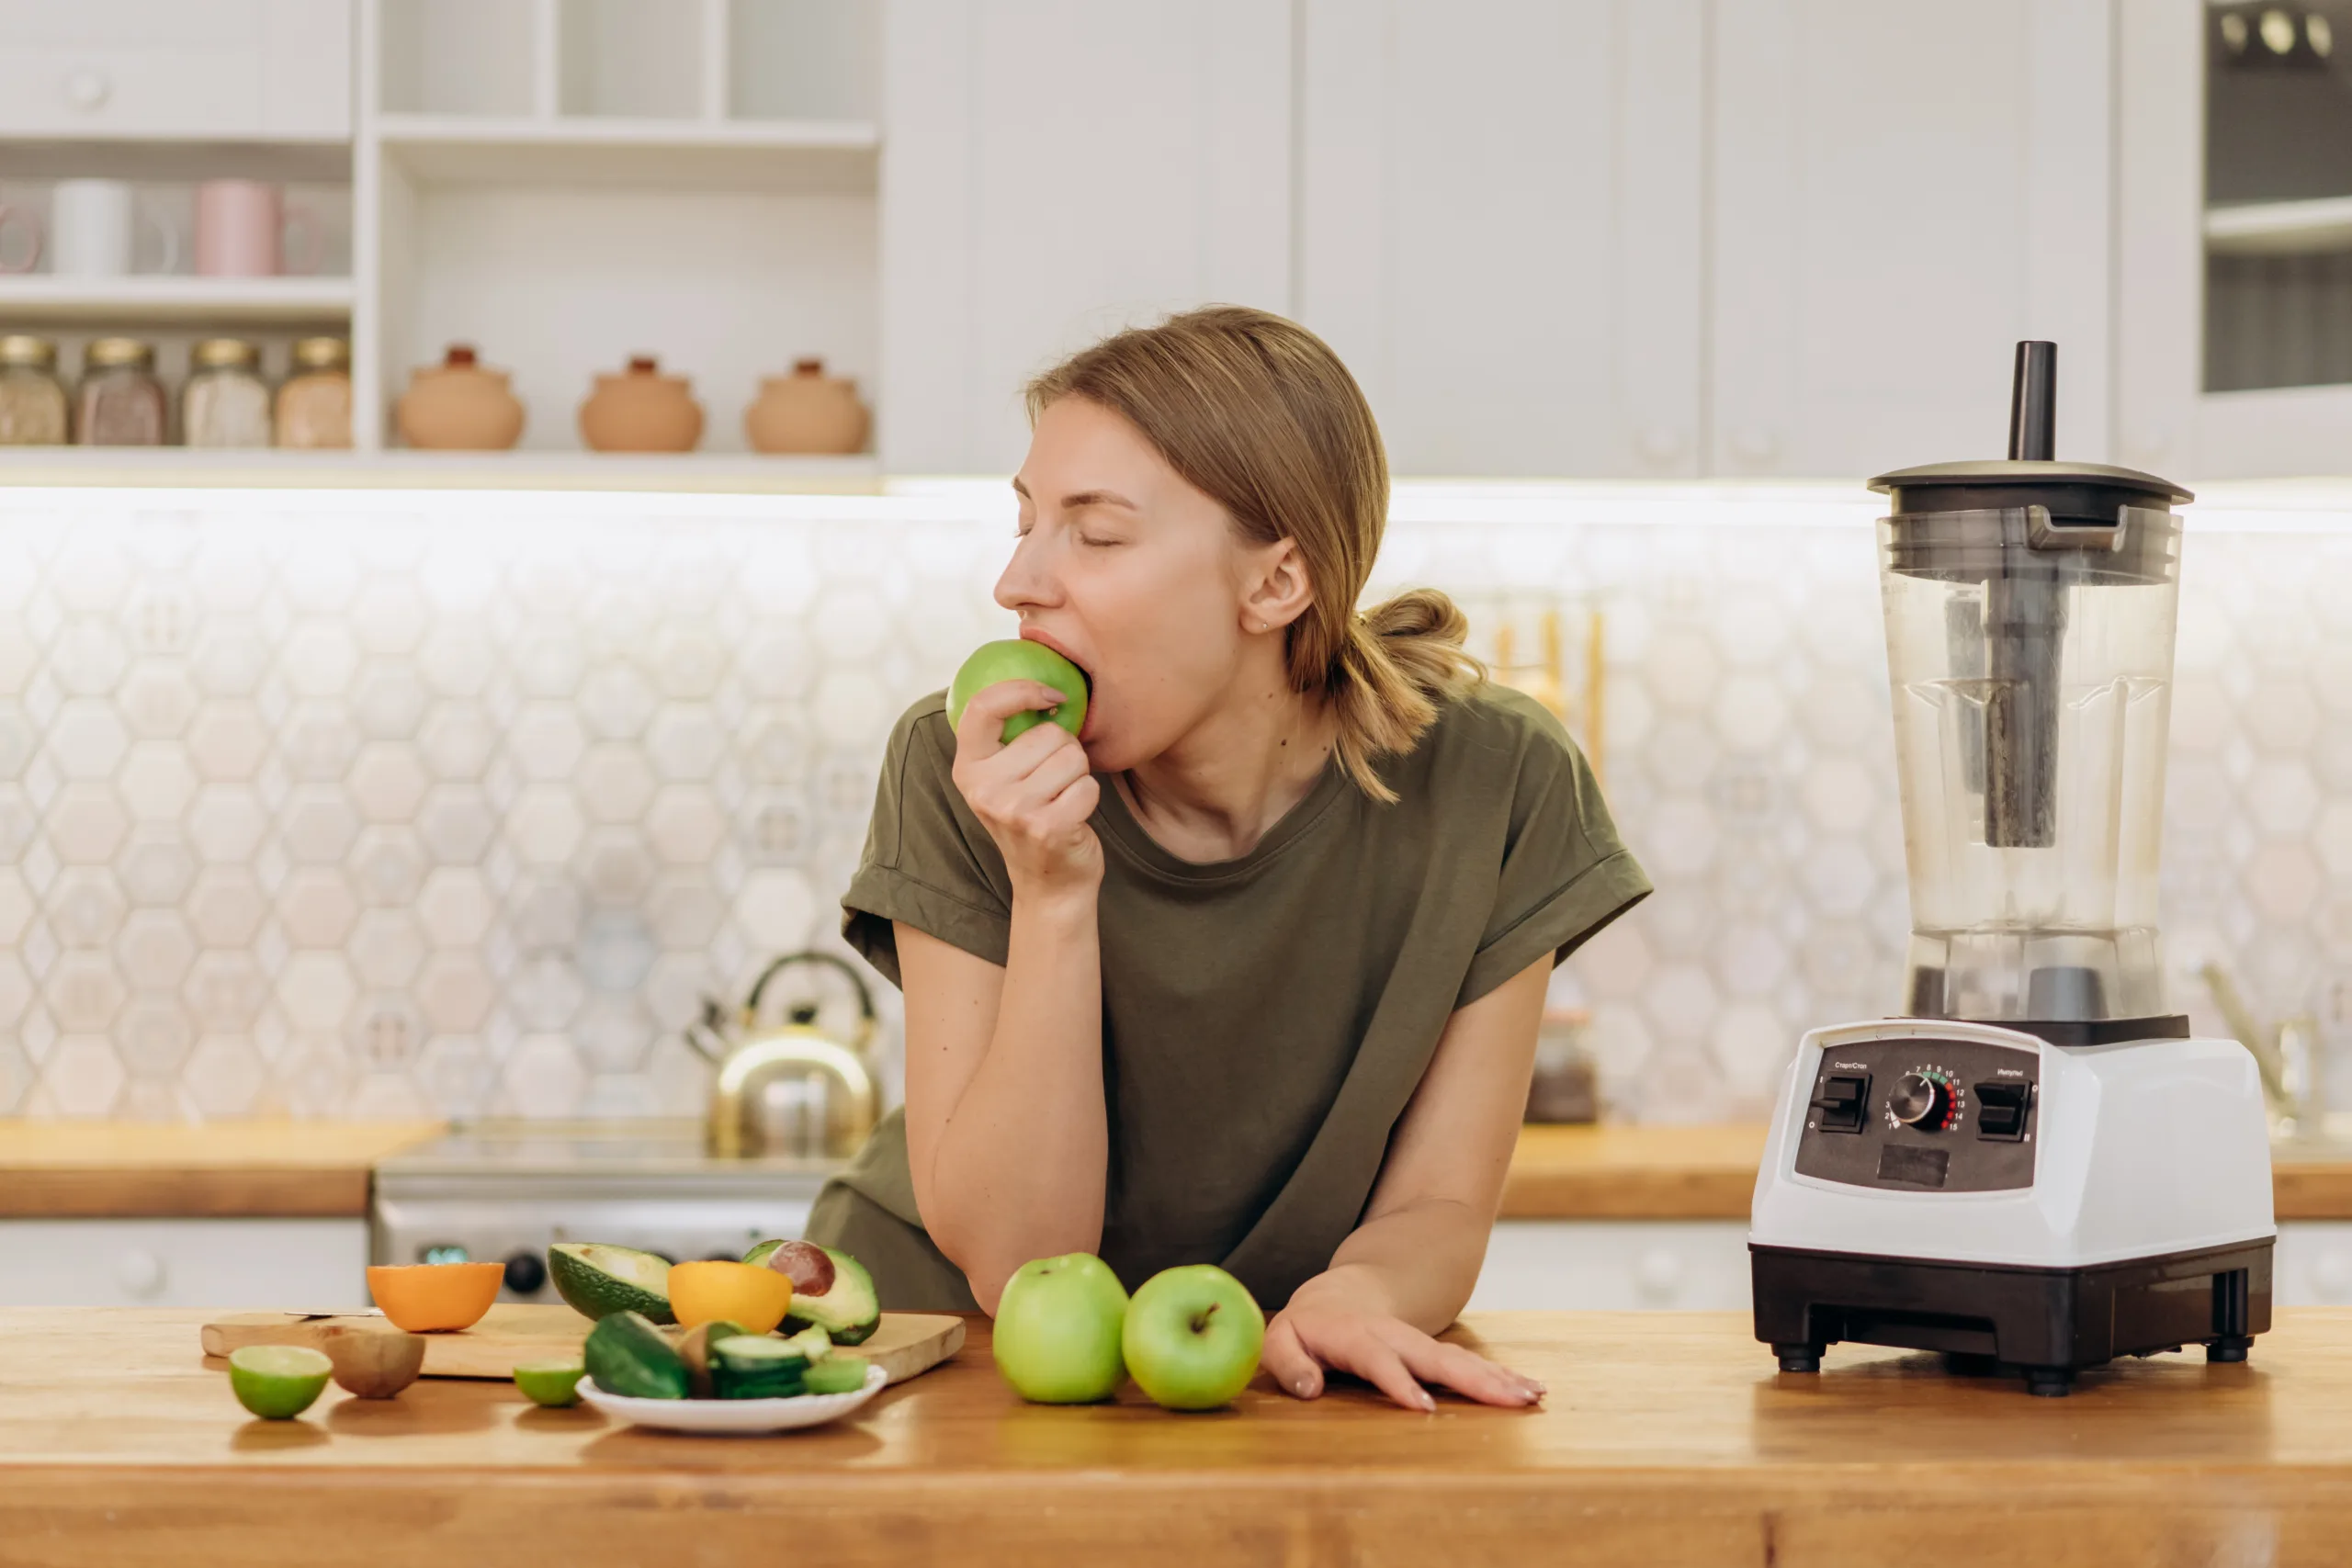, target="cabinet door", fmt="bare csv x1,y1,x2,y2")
1471,1220,1754,1311
2117,0,2352,479
0,1,349,141
1295,0,1705,478
0,1218,369,1309
1710,0,2115,477
881,0,1293,473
